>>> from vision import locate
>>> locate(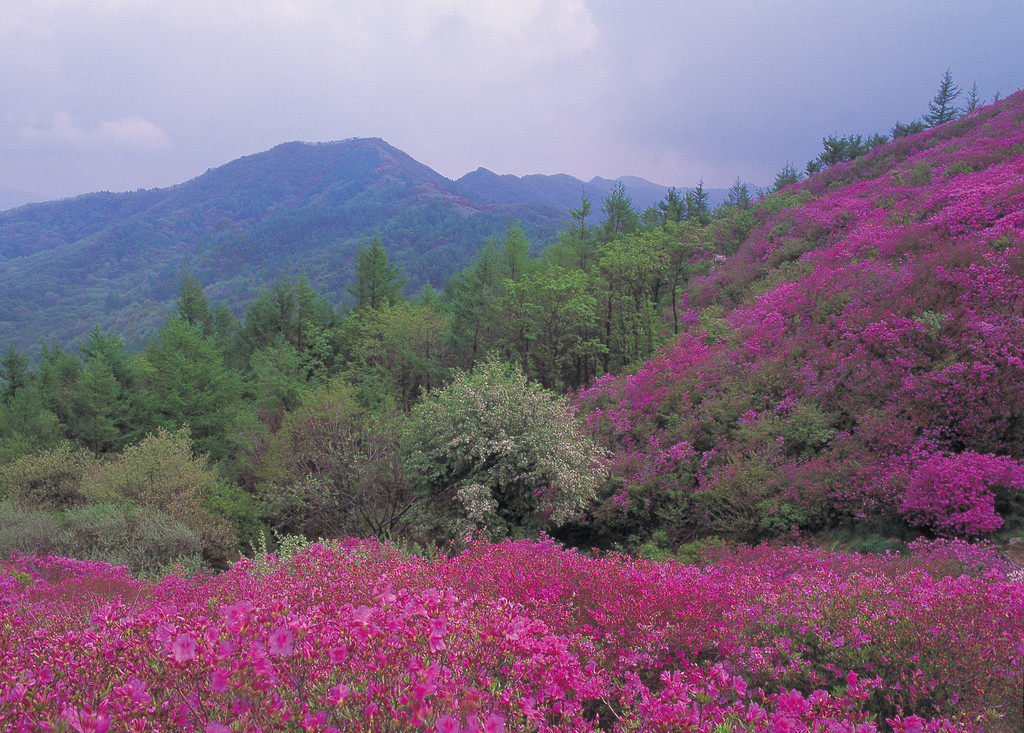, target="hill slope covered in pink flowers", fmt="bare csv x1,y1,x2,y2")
574,91,1024,547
